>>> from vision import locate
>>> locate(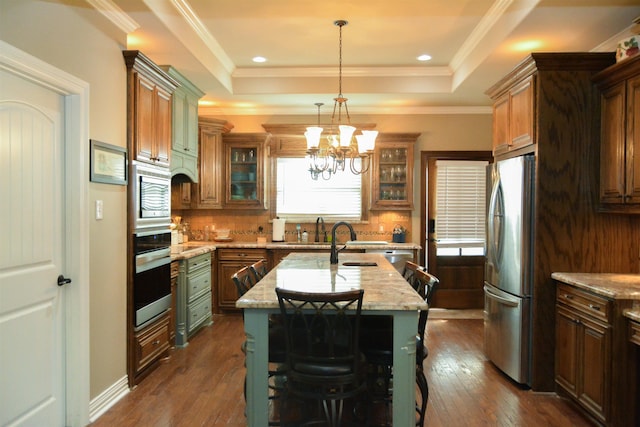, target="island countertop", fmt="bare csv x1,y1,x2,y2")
237,252,427,312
